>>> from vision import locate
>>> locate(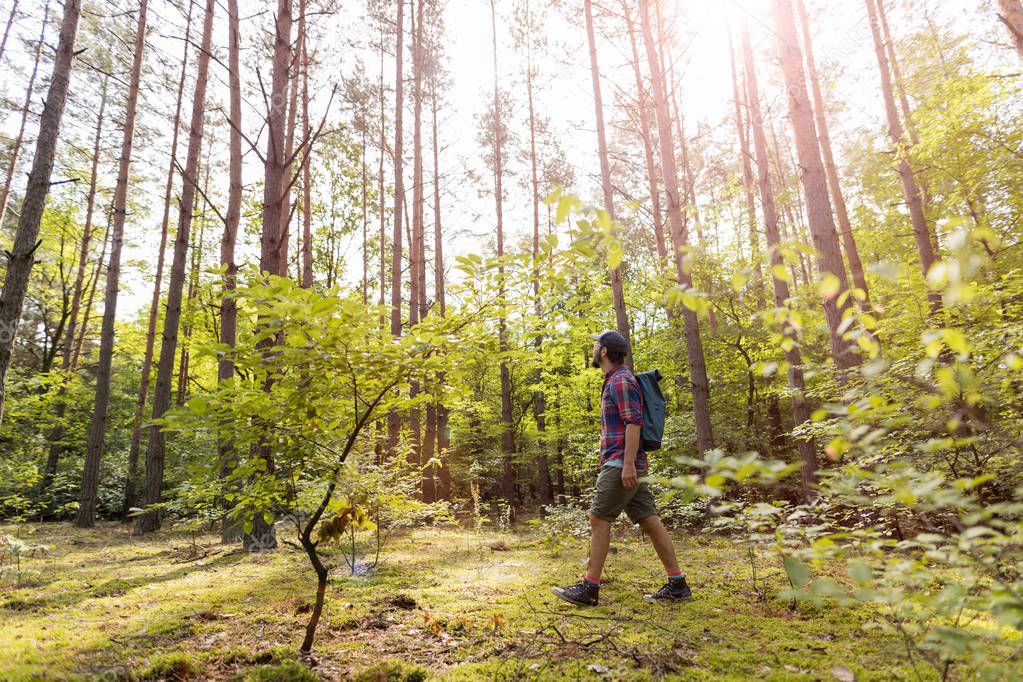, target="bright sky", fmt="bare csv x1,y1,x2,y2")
0,0,1014,324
